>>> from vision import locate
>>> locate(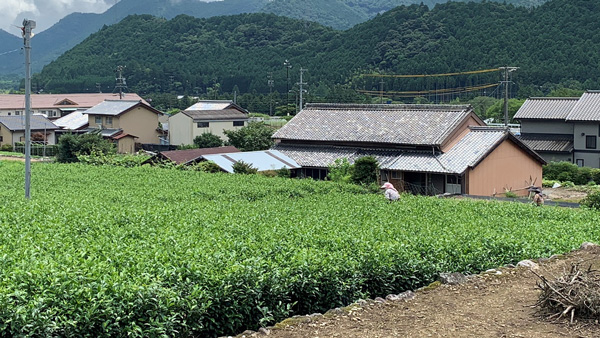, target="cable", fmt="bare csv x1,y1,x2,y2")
357,83,499,97
362,68,499,78
0,48,21,57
